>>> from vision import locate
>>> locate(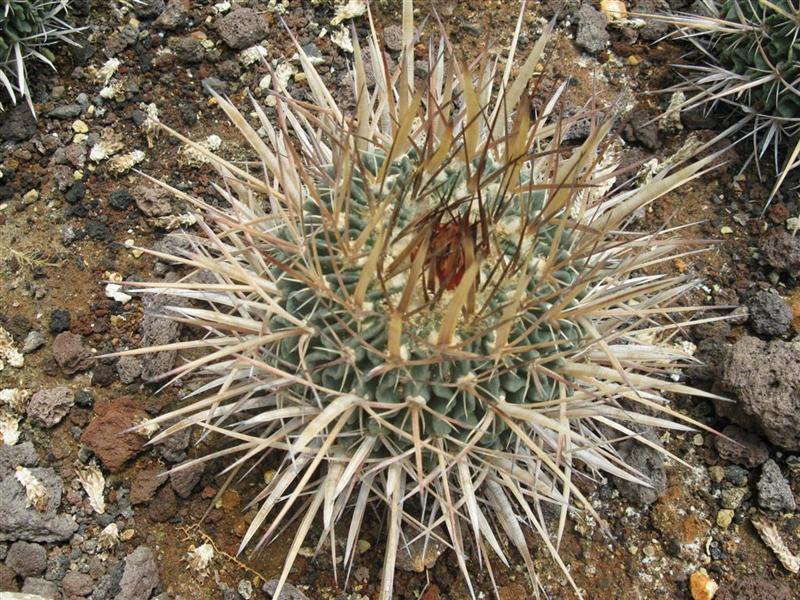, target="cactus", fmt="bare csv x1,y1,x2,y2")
654,0,800,204
125,2,719,597
0,0,82,112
